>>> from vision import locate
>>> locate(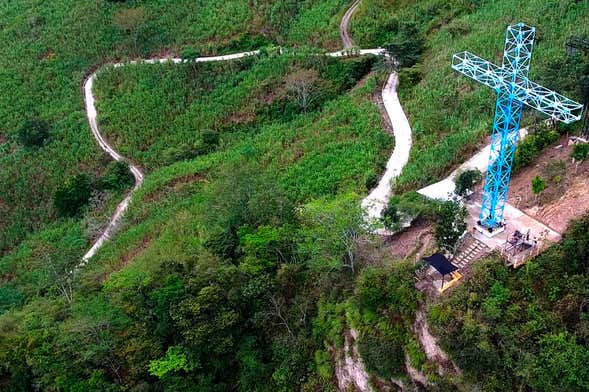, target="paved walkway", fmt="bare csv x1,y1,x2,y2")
361,72,412,223
417,128,528,200
415,127,561,262
82,47,393,262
